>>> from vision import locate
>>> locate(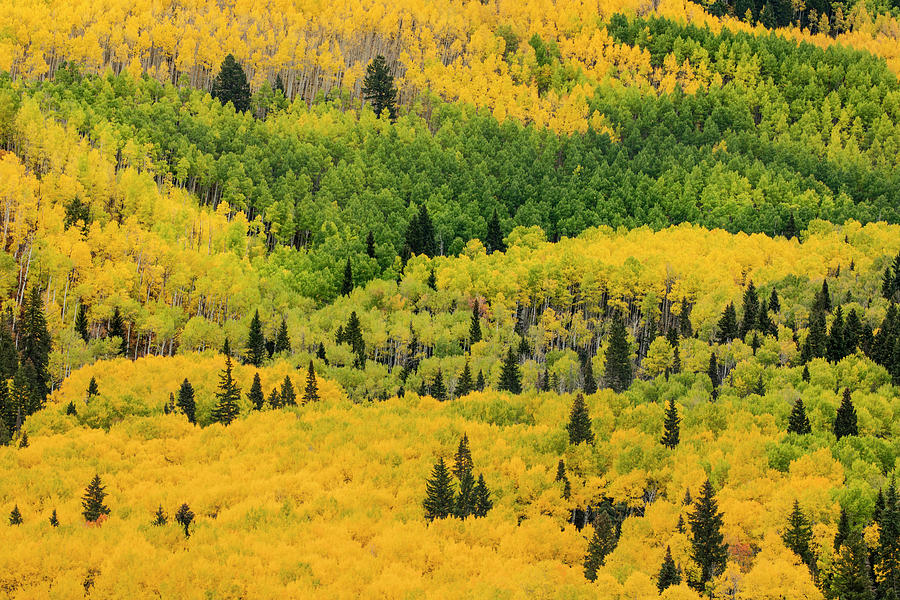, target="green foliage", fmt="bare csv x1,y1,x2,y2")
211,54,251,113
82,474,110,523
423,457,455,521
657,546,681,592
361,55,397,121
660,398,680,448
566,394,594,445
604,319,632,393
688,479,728,590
